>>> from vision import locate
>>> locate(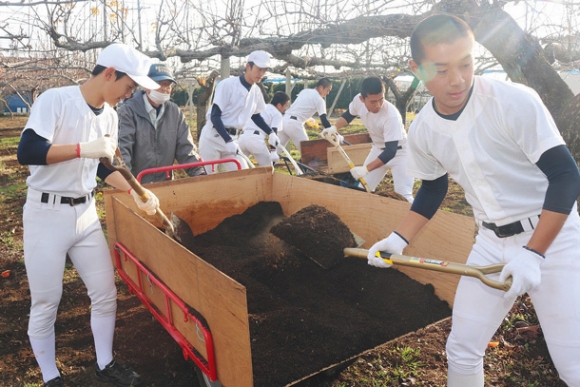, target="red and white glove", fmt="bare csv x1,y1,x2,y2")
224,140,240,155
350,165,369,180
499,246,544,299
77,137,117,162
129,188,159,216
367,232,408,268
